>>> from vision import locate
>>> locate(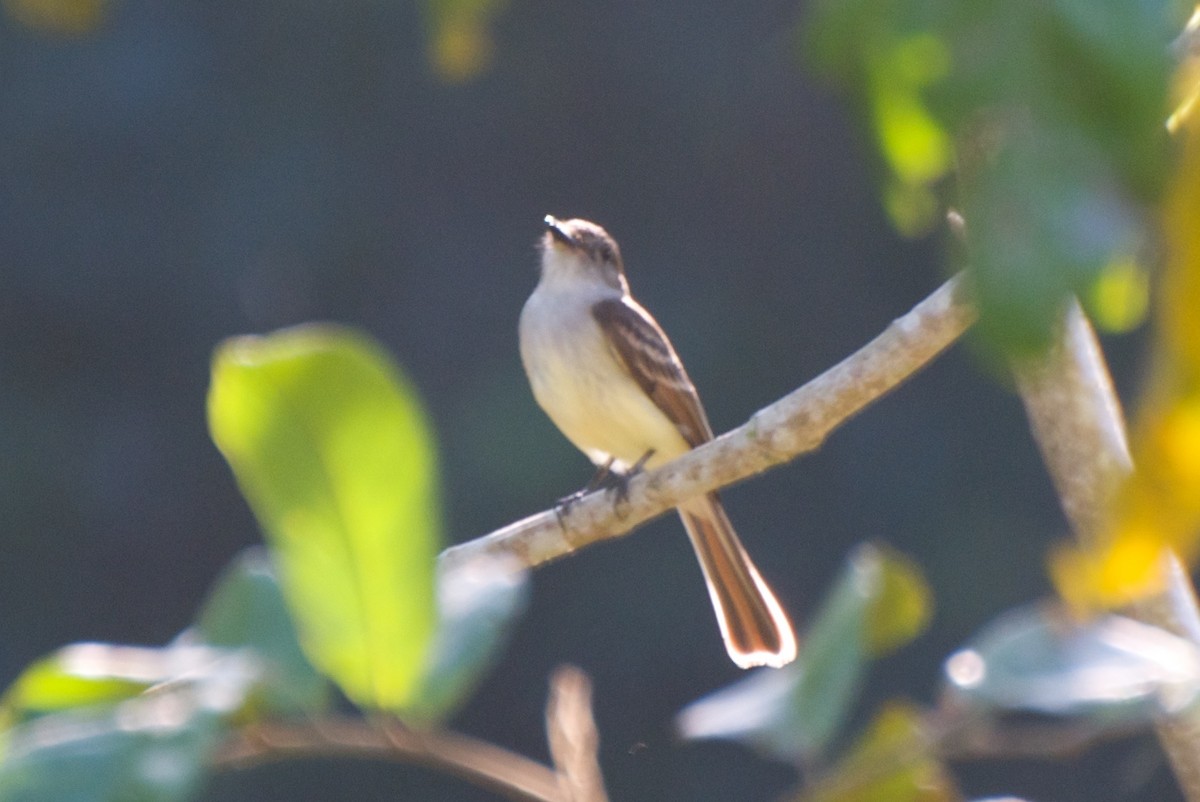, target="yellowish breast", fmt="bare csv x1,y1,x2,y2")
519,286,690,471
